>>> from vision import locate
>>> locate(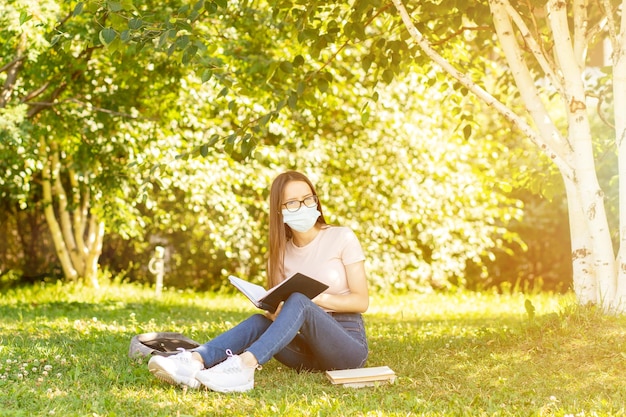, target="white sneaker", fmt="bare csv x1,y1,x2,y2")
148,349,203,389
195,350,260,393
